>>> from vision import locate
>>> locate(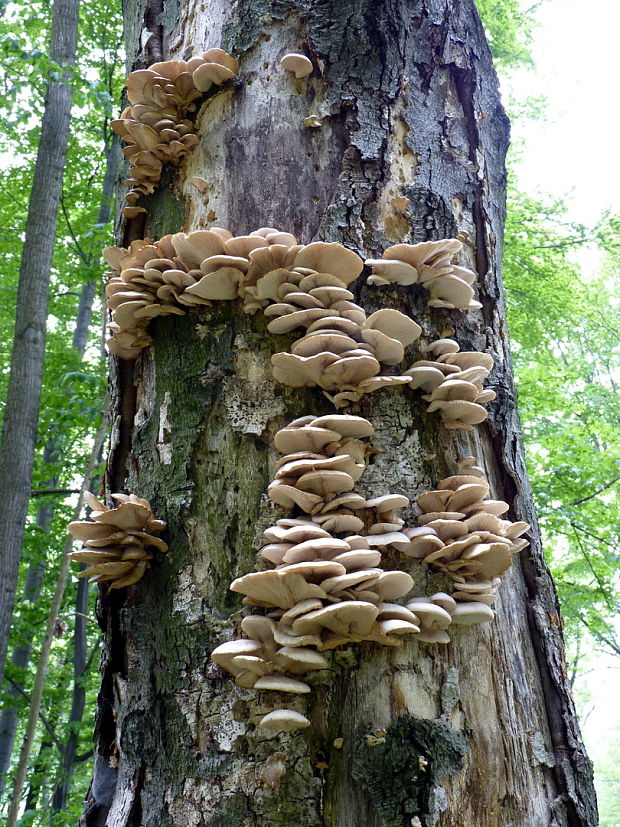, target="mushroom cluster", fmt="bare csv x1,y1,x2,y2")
111,50,237,218
211,414,438,732
365,239,481,310
68,492,167,589
405,338,495,430
103,229,422,409
406,456,530,607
